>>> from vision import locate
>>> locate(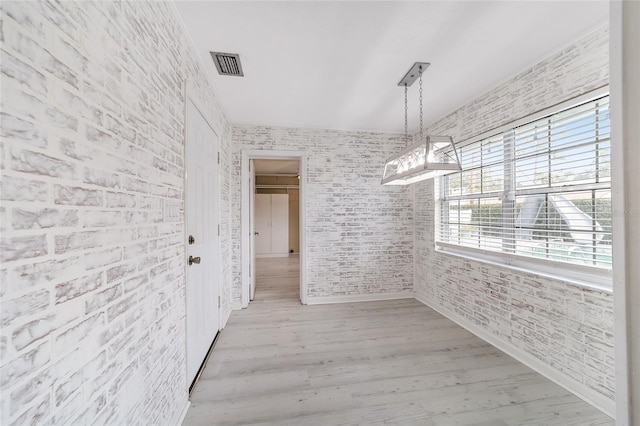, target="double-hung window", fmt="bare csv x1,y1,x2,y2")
436,90,611,287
